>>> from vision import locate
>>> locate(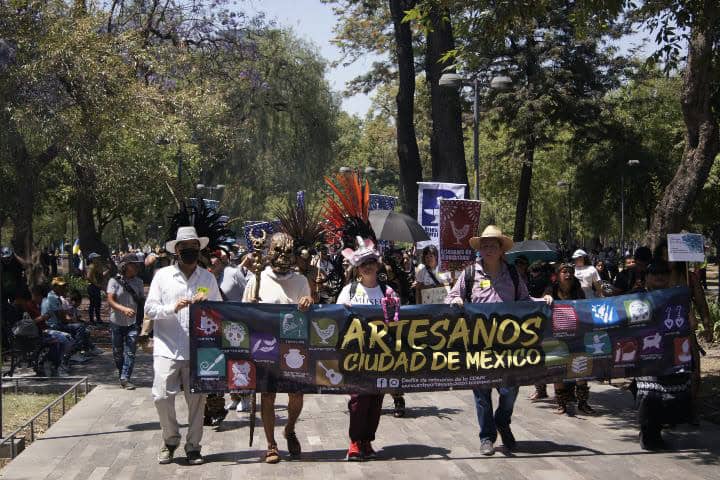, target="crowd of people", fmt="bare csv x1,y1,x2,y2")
1,186,715,466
